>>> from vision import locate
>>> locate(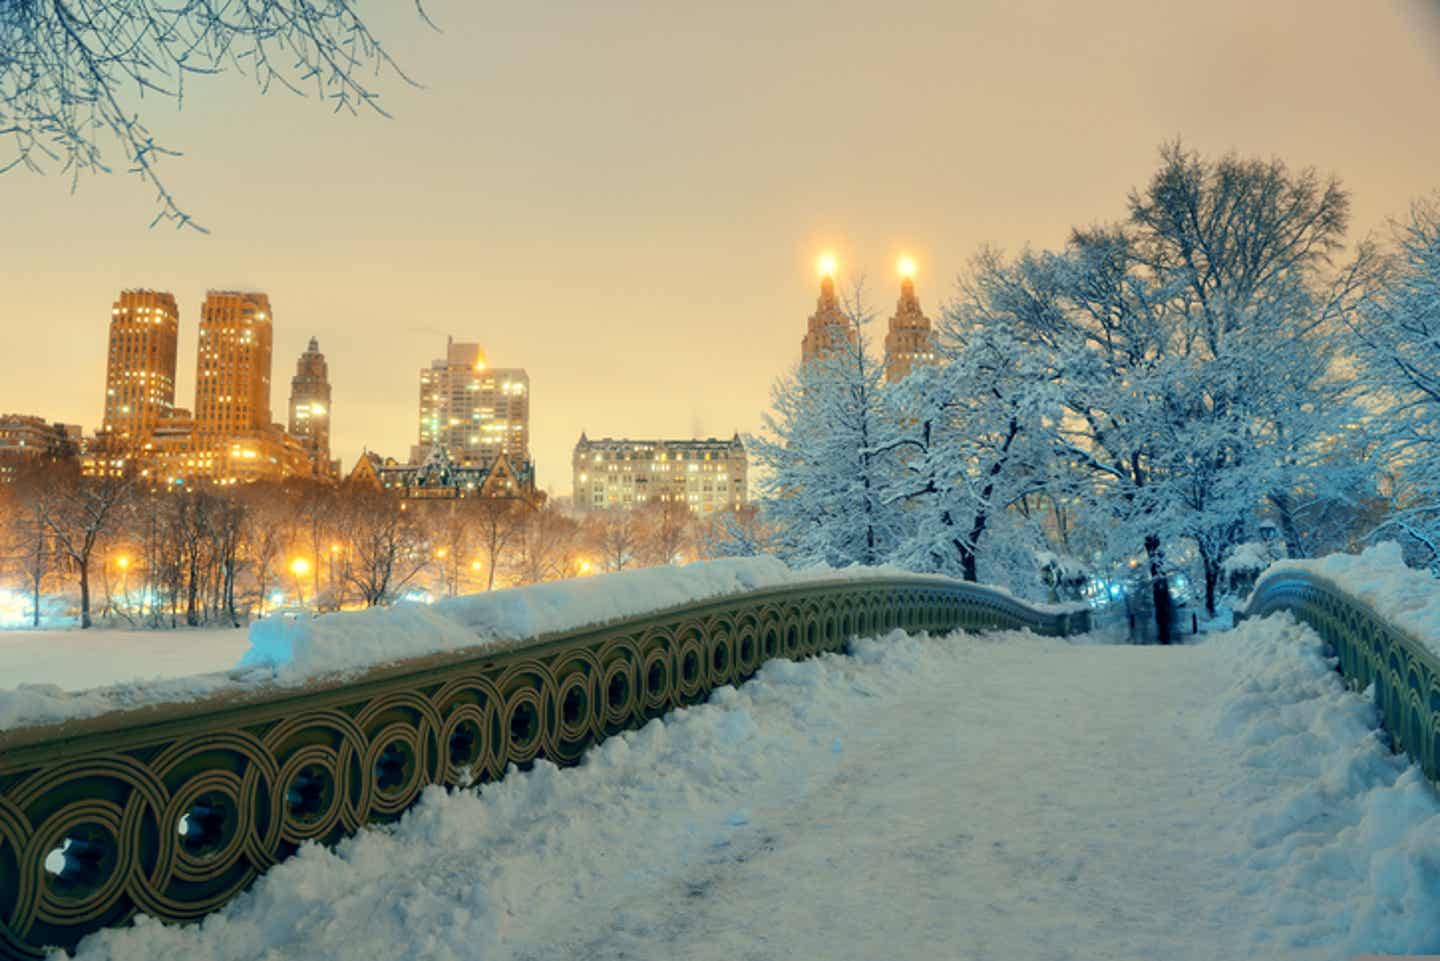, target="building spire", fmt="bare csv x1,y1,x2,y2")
884,260,934,383
801,254,854,365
